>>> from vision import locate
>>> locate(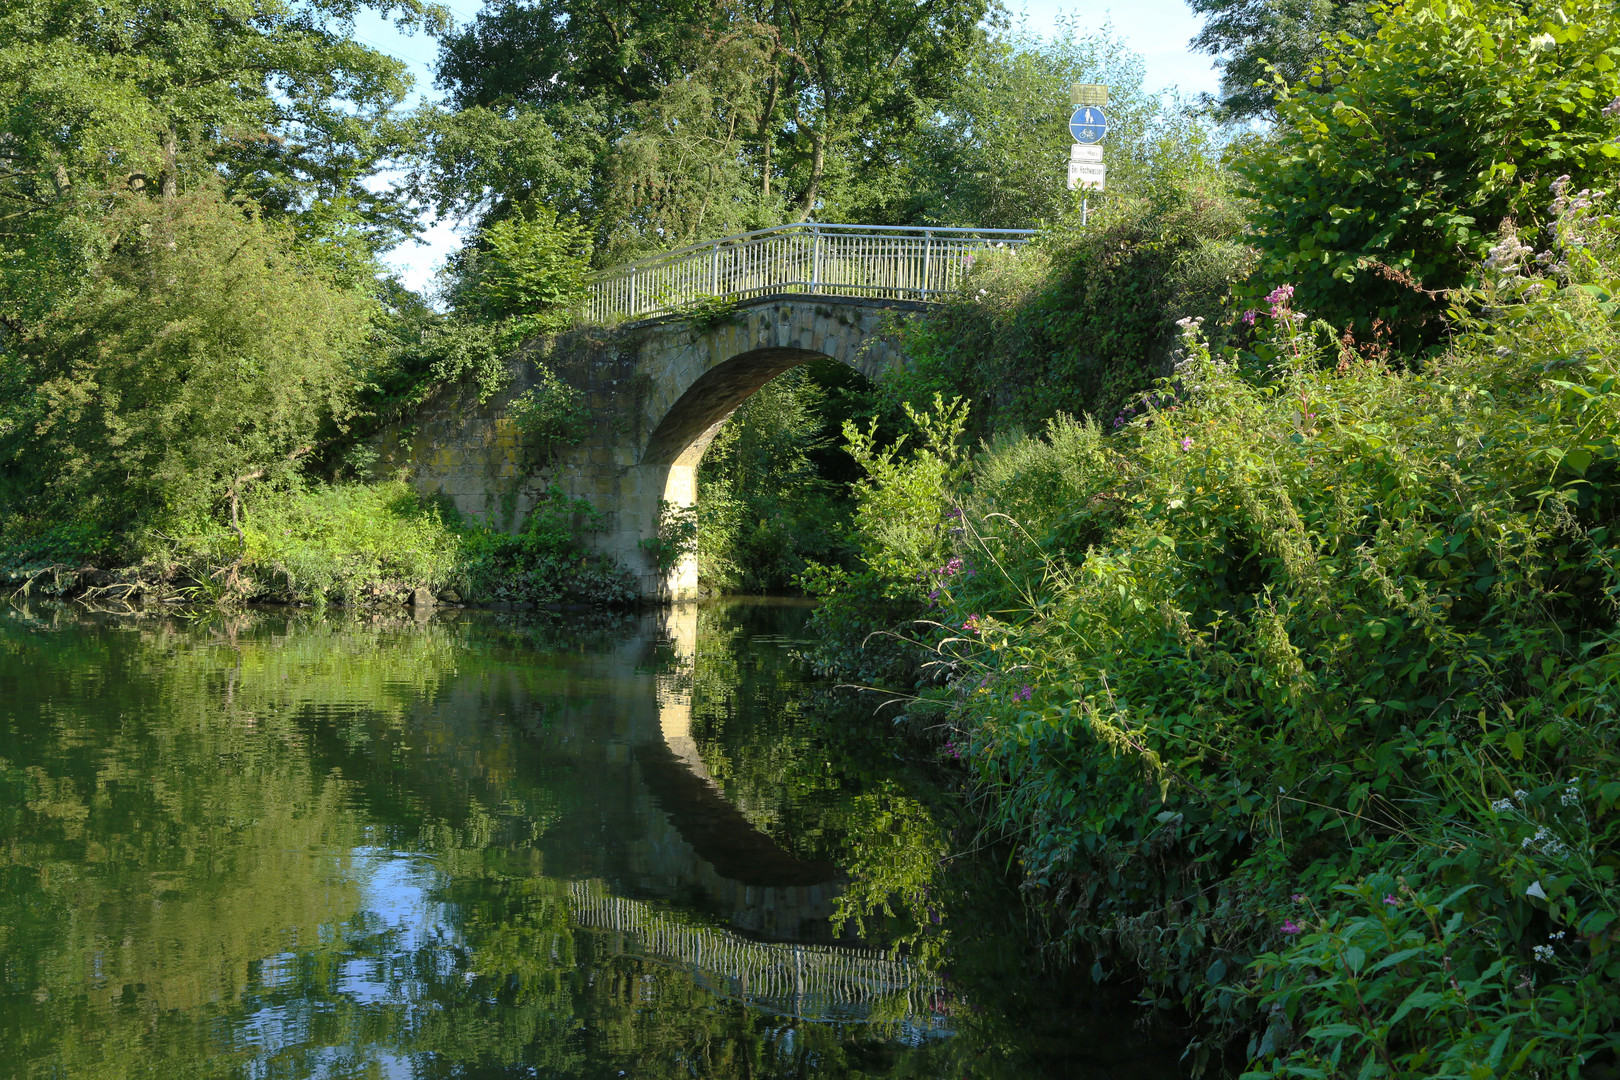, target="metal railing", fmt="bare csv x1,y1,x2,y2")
587,222,1036,323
